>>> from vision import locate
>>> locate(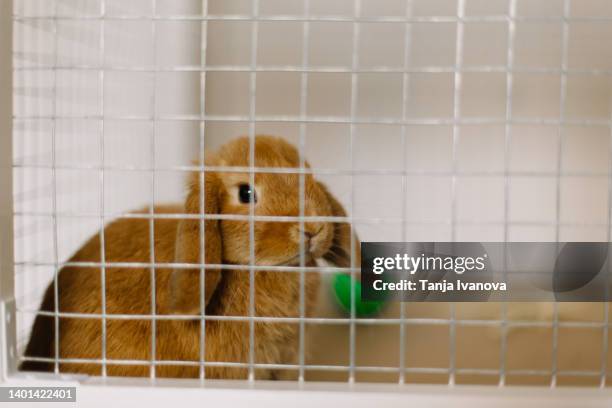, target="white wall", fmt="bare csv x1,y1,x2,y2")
12,0,202,347
204,0,612,244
